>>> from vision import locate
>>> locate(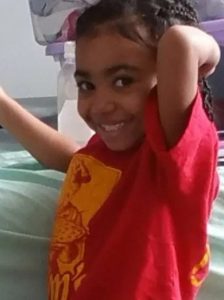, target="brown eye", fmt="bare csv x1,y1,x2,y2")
77,81,95,92
114,77,134,87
